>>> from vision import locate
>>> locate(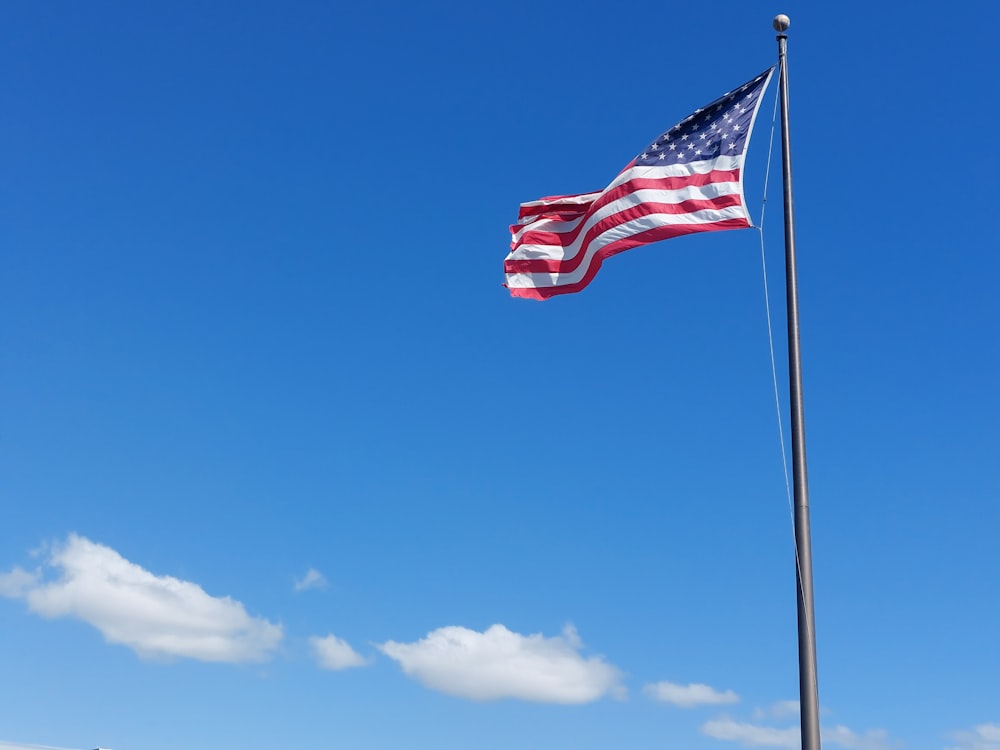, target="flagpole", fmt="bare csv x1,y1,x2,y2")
773,14,822,750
